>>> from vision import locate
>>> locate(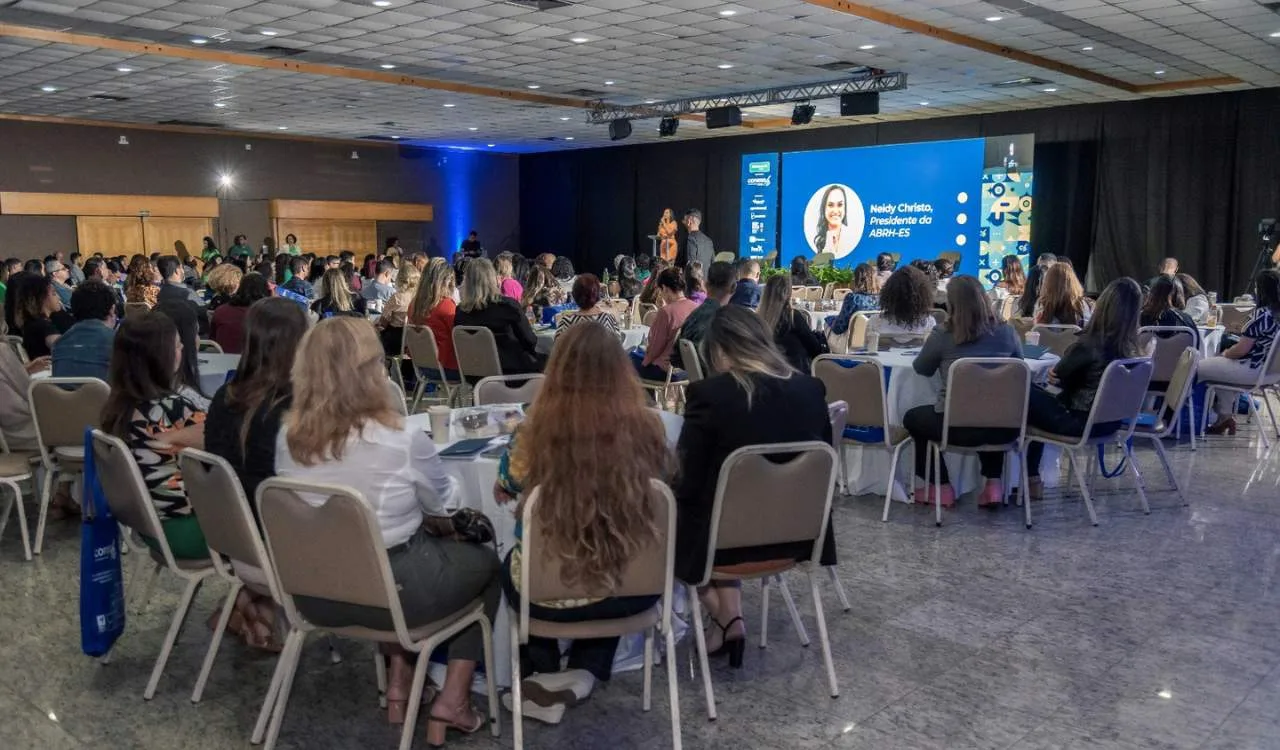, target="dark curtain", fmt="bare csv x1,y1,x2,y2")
1032,141,1098,277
